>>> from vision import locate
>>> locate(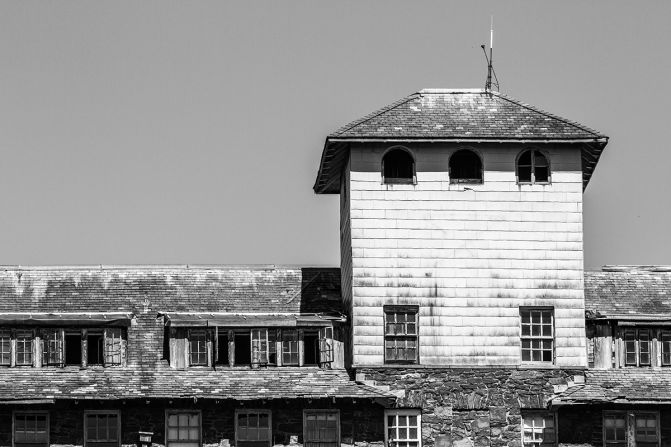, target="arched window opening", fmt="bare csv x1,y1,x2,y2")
382,149,415,184
449,150,483,183
517,149,550,184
